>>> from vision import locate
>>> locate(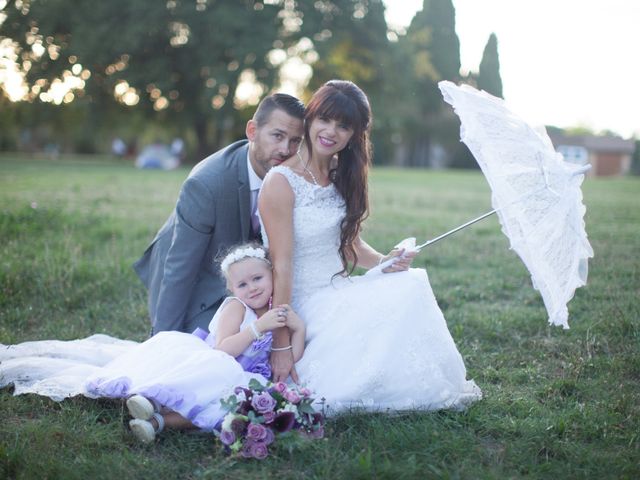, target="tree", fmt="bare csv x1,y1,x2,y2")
477,33,503,98
1,0,290,157
414,0,460,81
631,139,640,175
391,0,462,166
